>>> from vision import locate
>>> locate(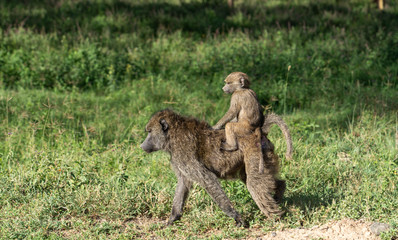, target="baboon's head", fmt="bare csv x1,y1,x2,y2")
222,72,250,94
141,109,210,154
140,112,170,153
